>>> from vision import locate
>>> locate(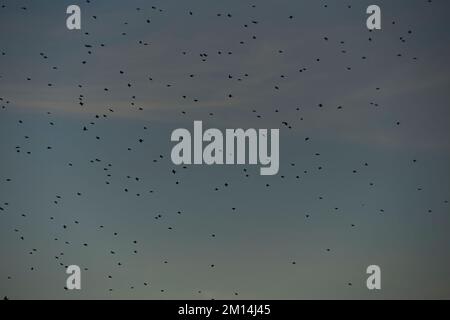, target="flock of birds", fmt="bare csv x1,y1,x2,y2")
1,0,449,300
